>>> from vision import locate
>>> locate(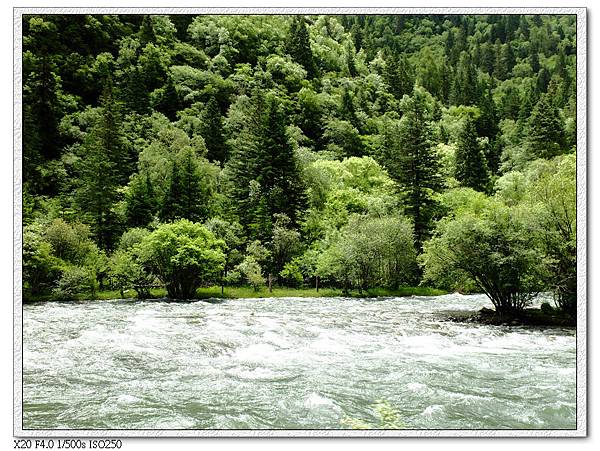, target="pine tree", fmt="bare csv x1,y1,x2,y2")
384,53,415,101
202,96,228,164
455,116,490,192
76,82,129,250
258,95,306,237
519,83,538,120
286,16,317,79
449,51,479,106
125,172,156,227
526,94,566,160
226,91,305,241
382,87,443,253
161,148,210,222
476,84,500,139
493,43,515,81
